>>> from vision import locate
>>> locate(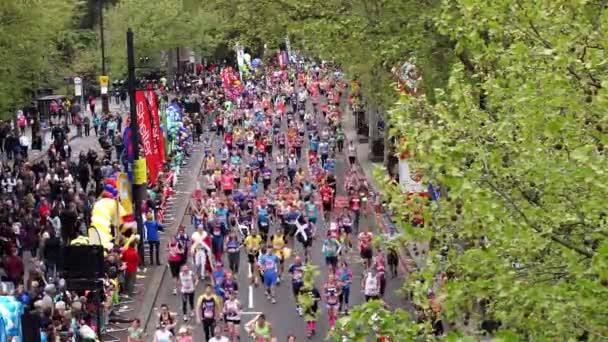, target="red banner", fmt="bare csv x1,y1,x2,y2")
135,90,159,184
147,90,166,165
